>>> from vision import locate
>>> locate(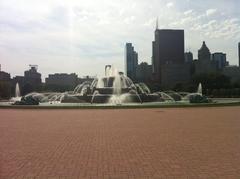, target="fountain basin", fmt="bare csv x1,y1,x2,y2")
94,87,131,95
